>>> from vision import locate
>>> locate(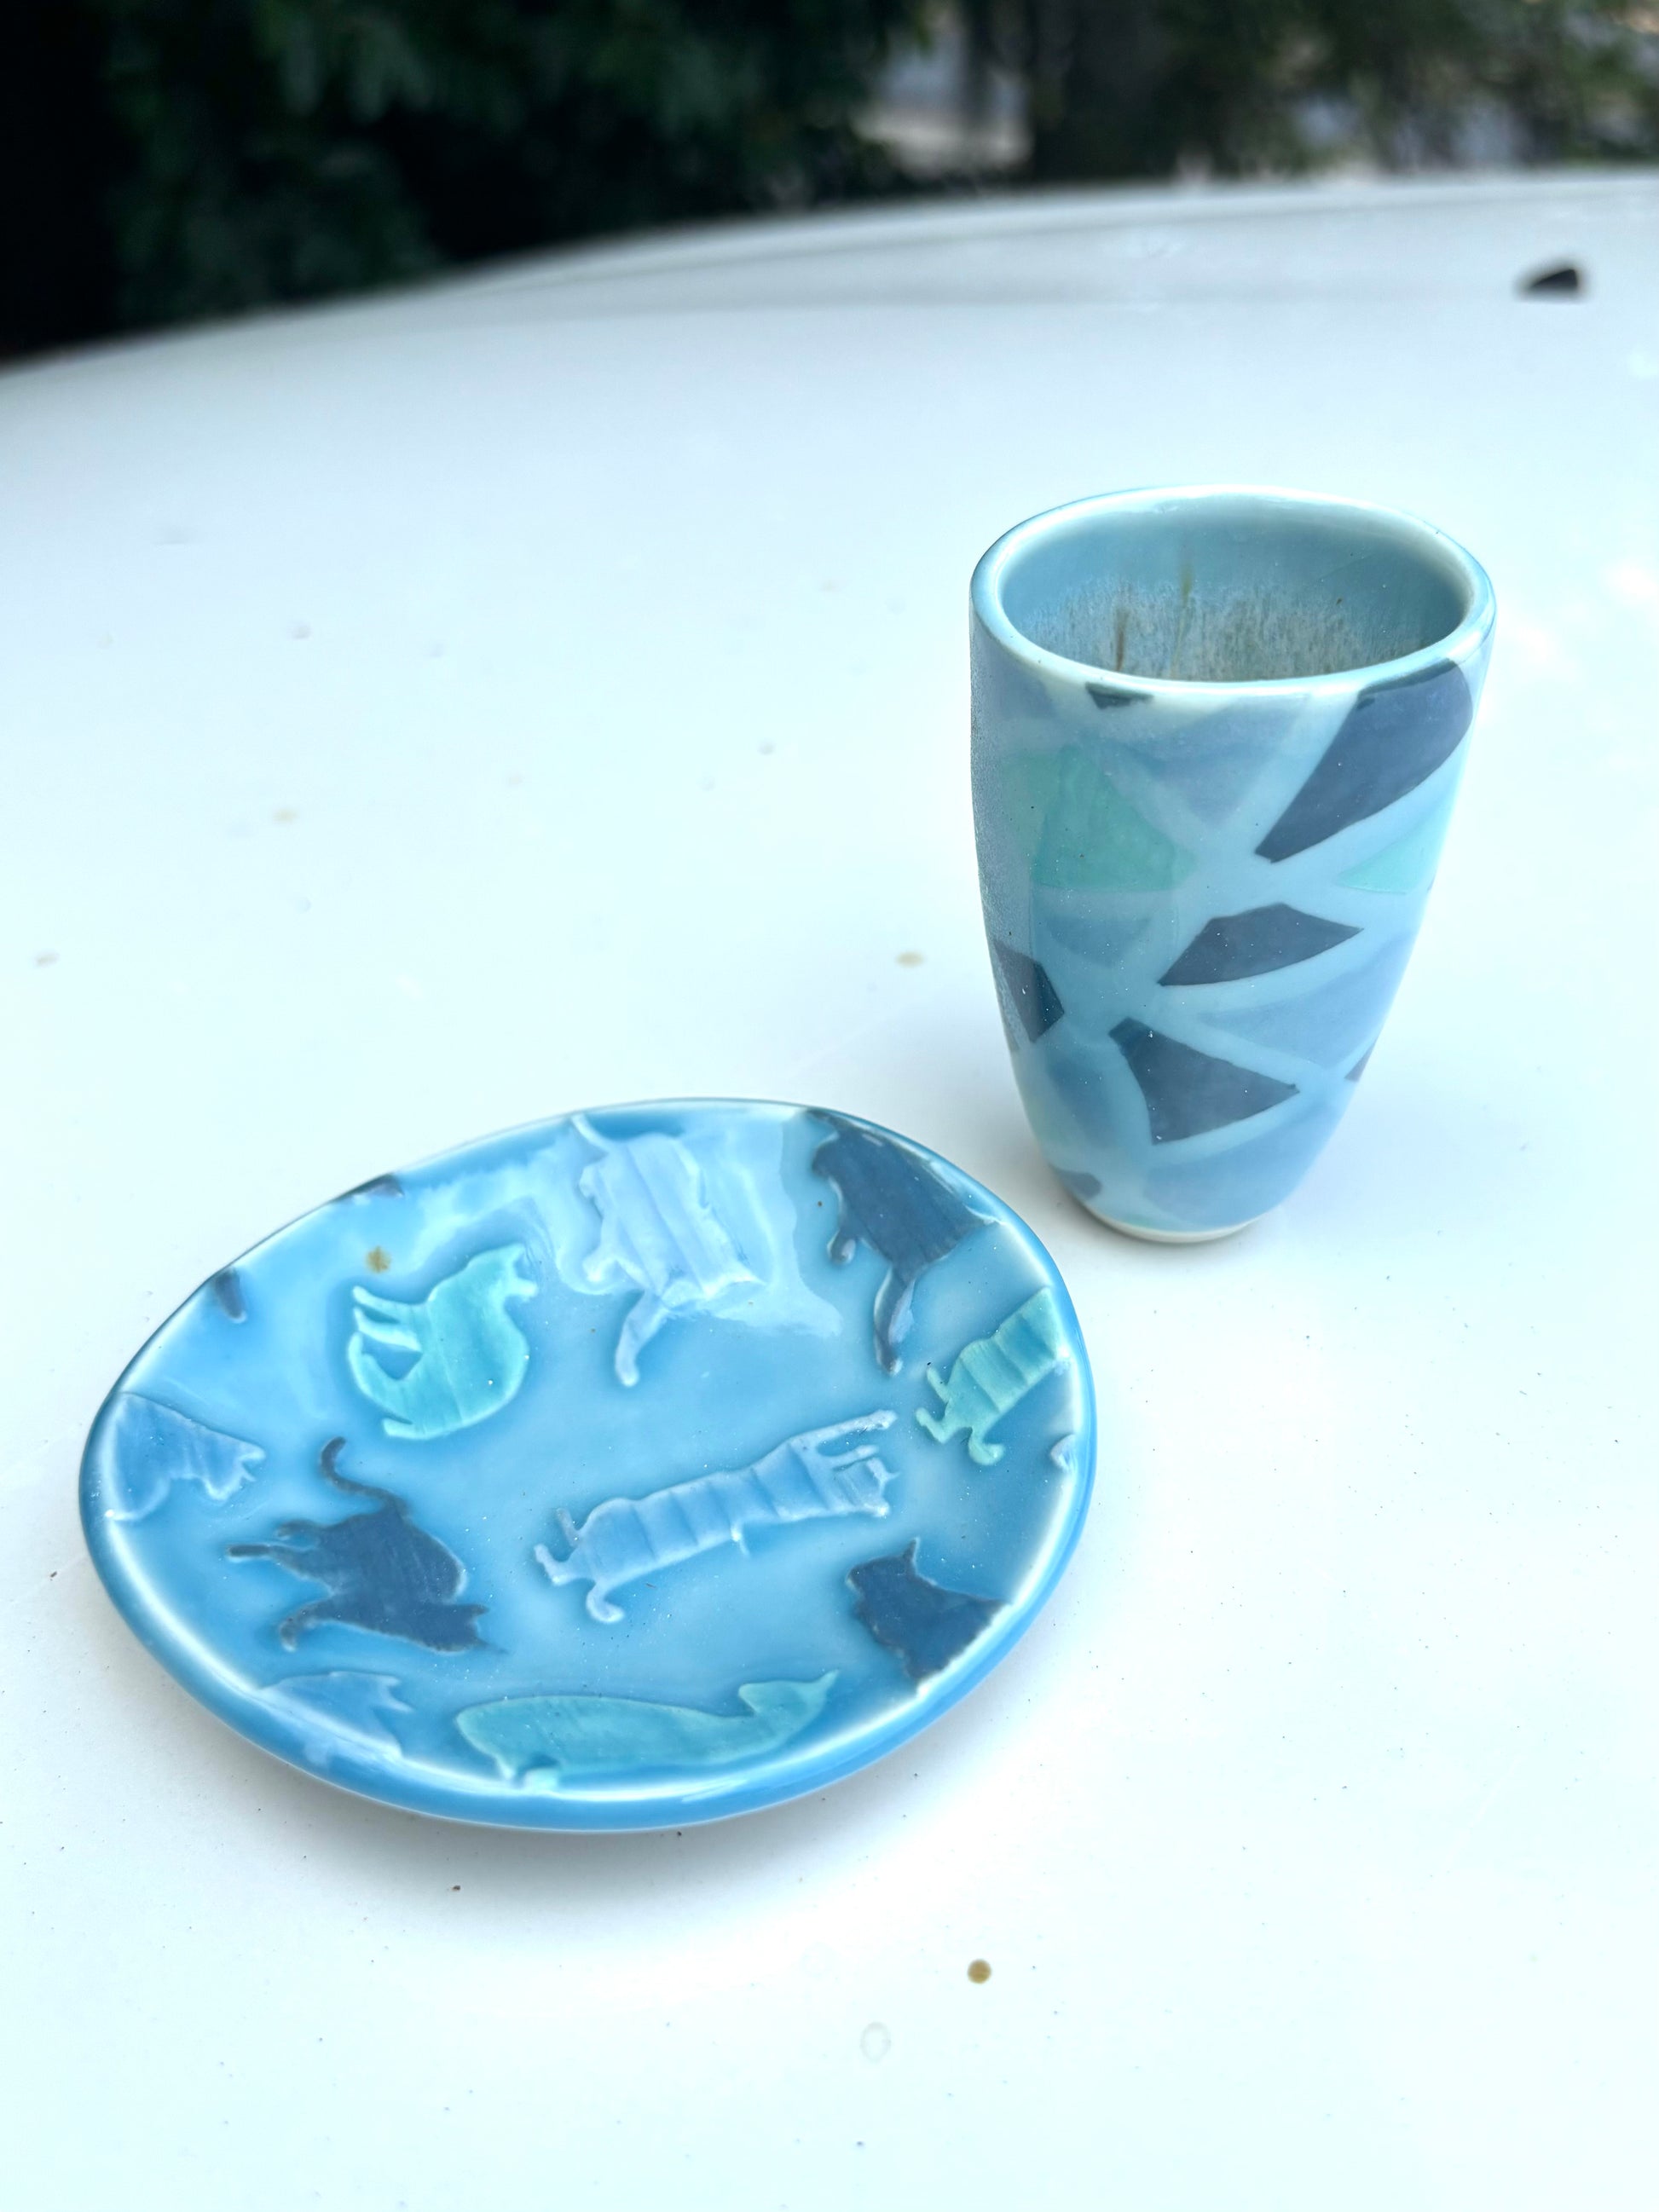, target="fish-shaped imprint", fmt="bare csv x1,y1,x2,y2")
227,1439,485,1651
811,1112,989,1372
847,1542,1003,1682
346,1245,535,1440
569,1116,760,1385
535,1412,897,1624
102,1393,265,1522
916,1288,1071,1465
456,1673,838,1785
